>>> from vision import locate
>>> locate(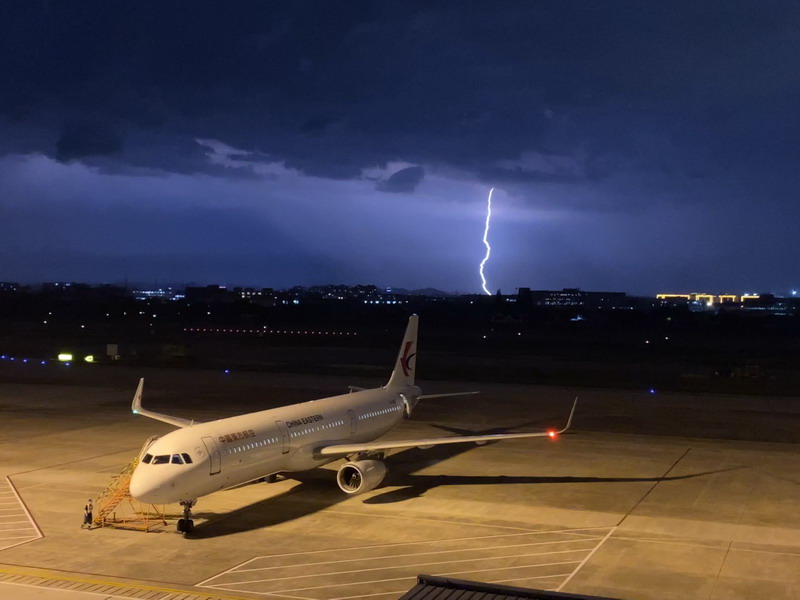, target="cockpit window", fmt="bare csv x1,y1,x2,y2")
142,453,153,464
171,454,184,464
152,455,170,464
181,453,193,464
